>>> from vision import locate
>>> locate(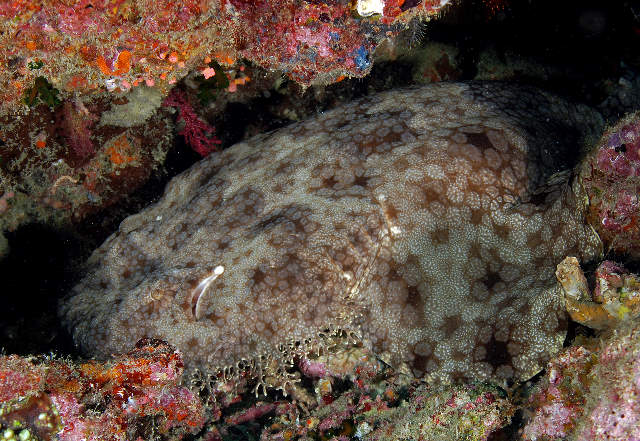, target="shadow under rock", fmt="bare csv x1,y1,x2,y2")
0,223,84,357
